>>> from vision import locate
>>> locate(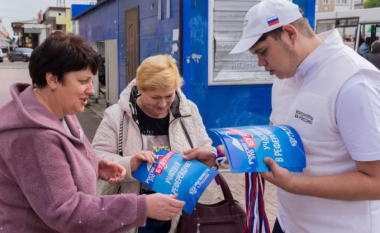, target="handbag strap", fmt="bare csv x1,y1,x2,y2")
180,119,194,148
216,173,236,209
180,119,236,210
118,112,125,156
116,112,126,194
